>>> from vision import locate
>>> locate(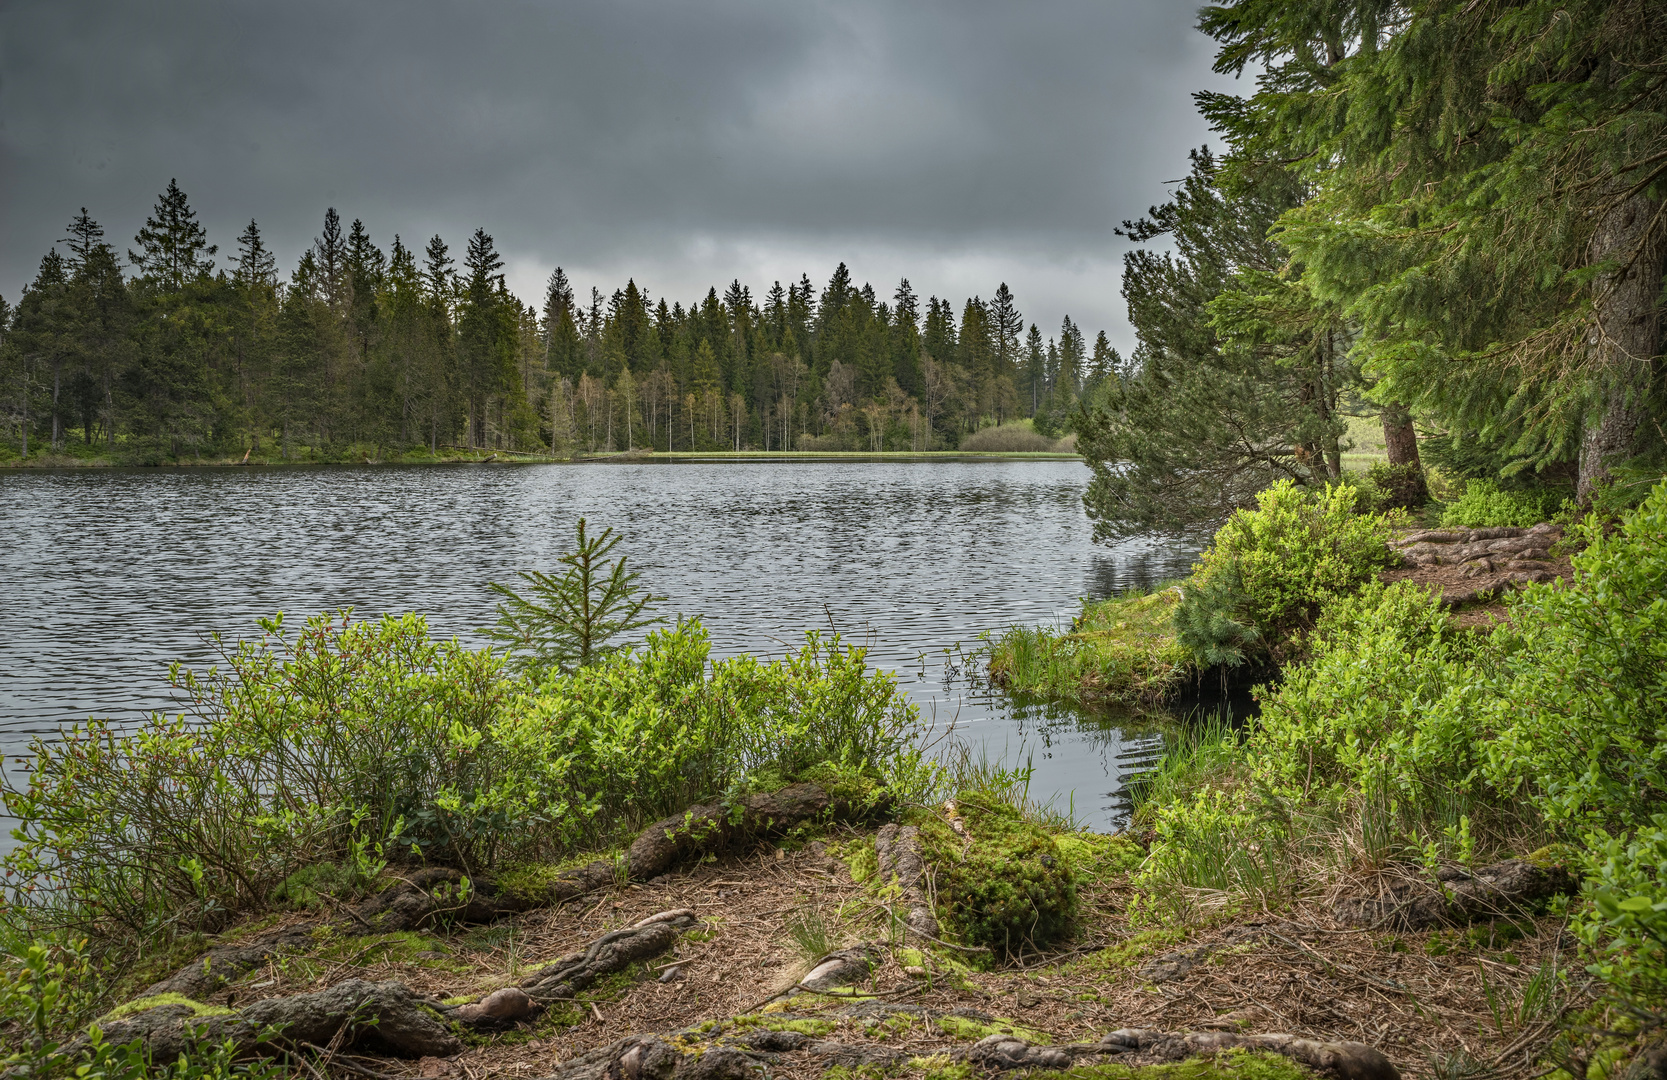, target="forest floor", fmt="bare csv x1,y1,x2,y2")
158,825,1588,1080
